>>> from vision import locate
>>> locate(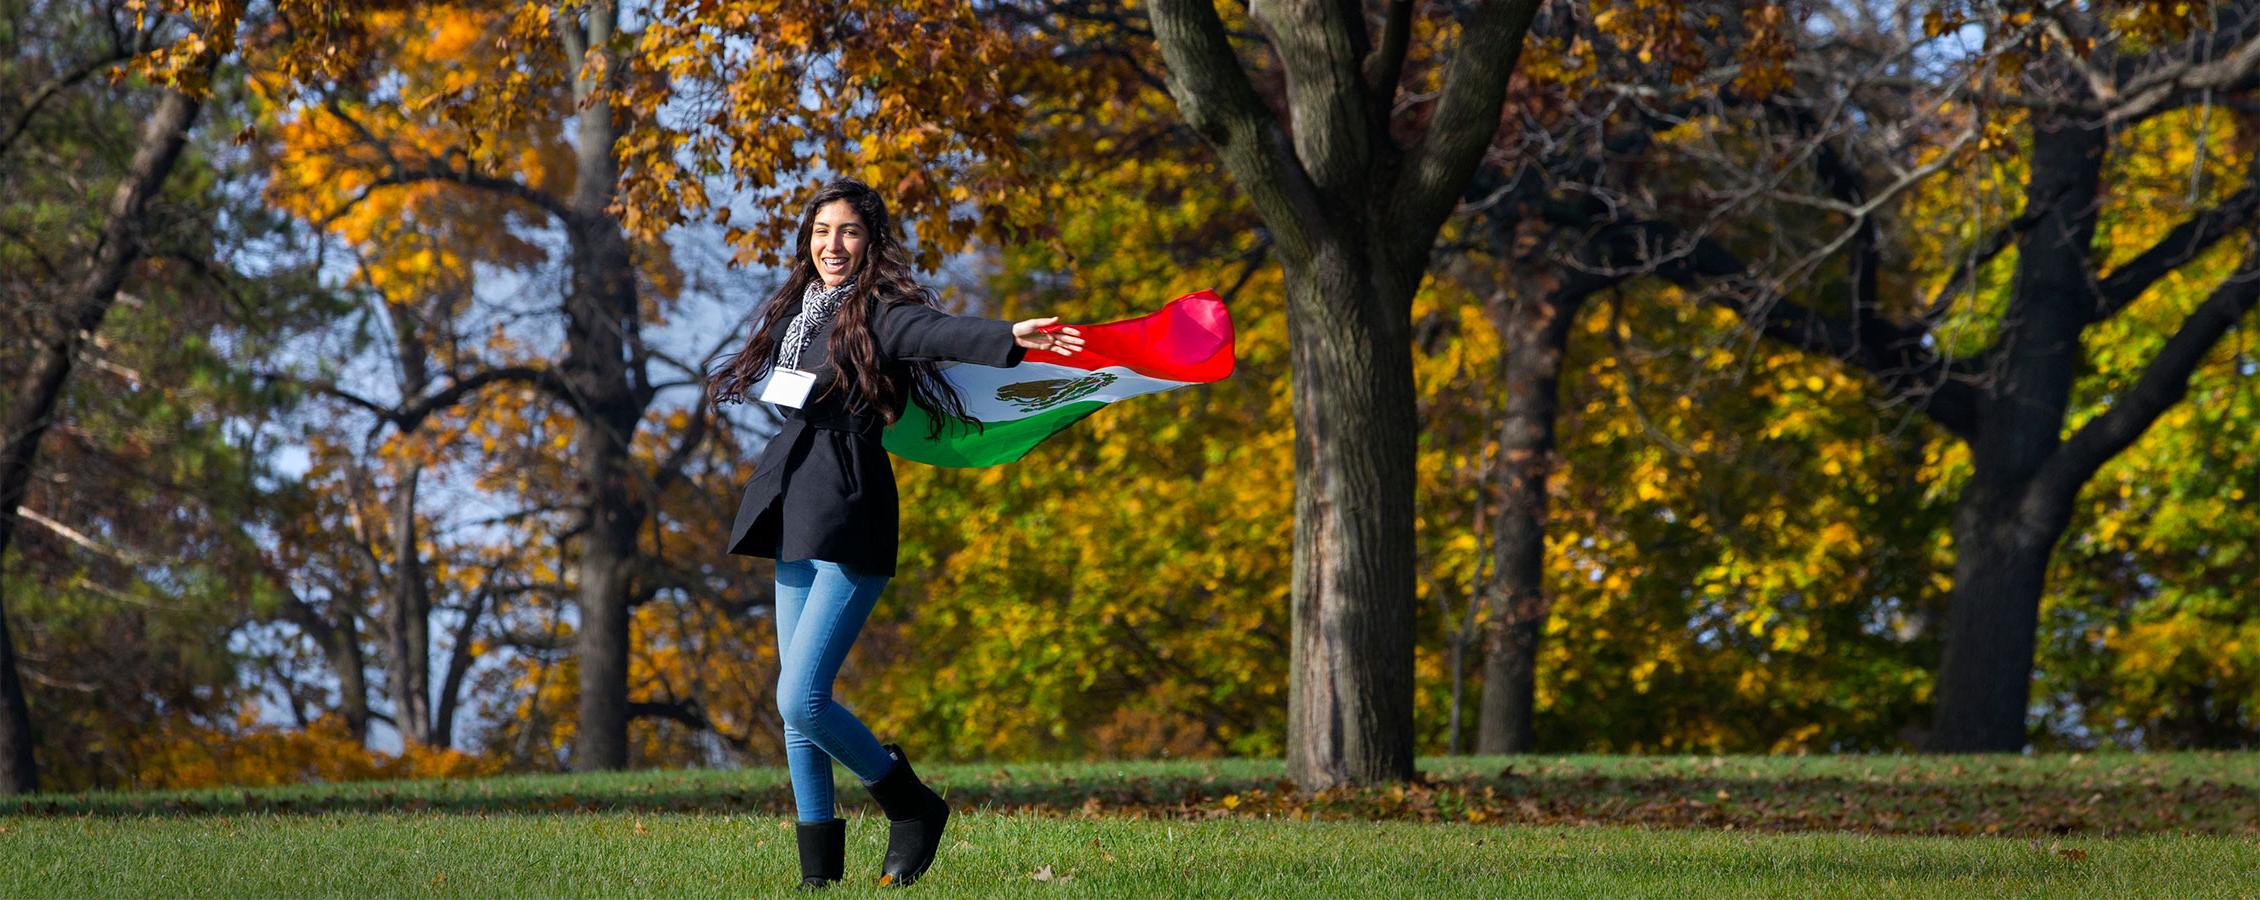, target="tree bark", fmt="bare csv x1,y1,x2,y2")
0,65,209,795
374,259,438,747
1475,286,1584,754
332,608,372,742
560,0,649,772
1927,110,2104,752
1929,482,2066,750
386,463,433,745
1282,241,1419,785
